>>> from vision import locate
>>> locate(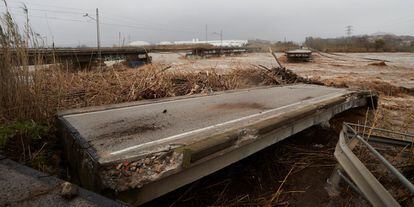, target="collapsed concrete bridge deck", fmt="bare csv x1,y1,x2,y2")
58,84,377,205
